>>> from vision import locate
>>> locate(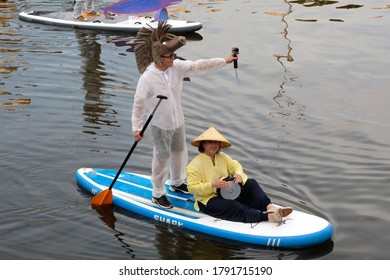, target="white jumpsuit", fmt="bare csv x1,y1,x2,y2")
132,58,227,198
73,0,95,19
